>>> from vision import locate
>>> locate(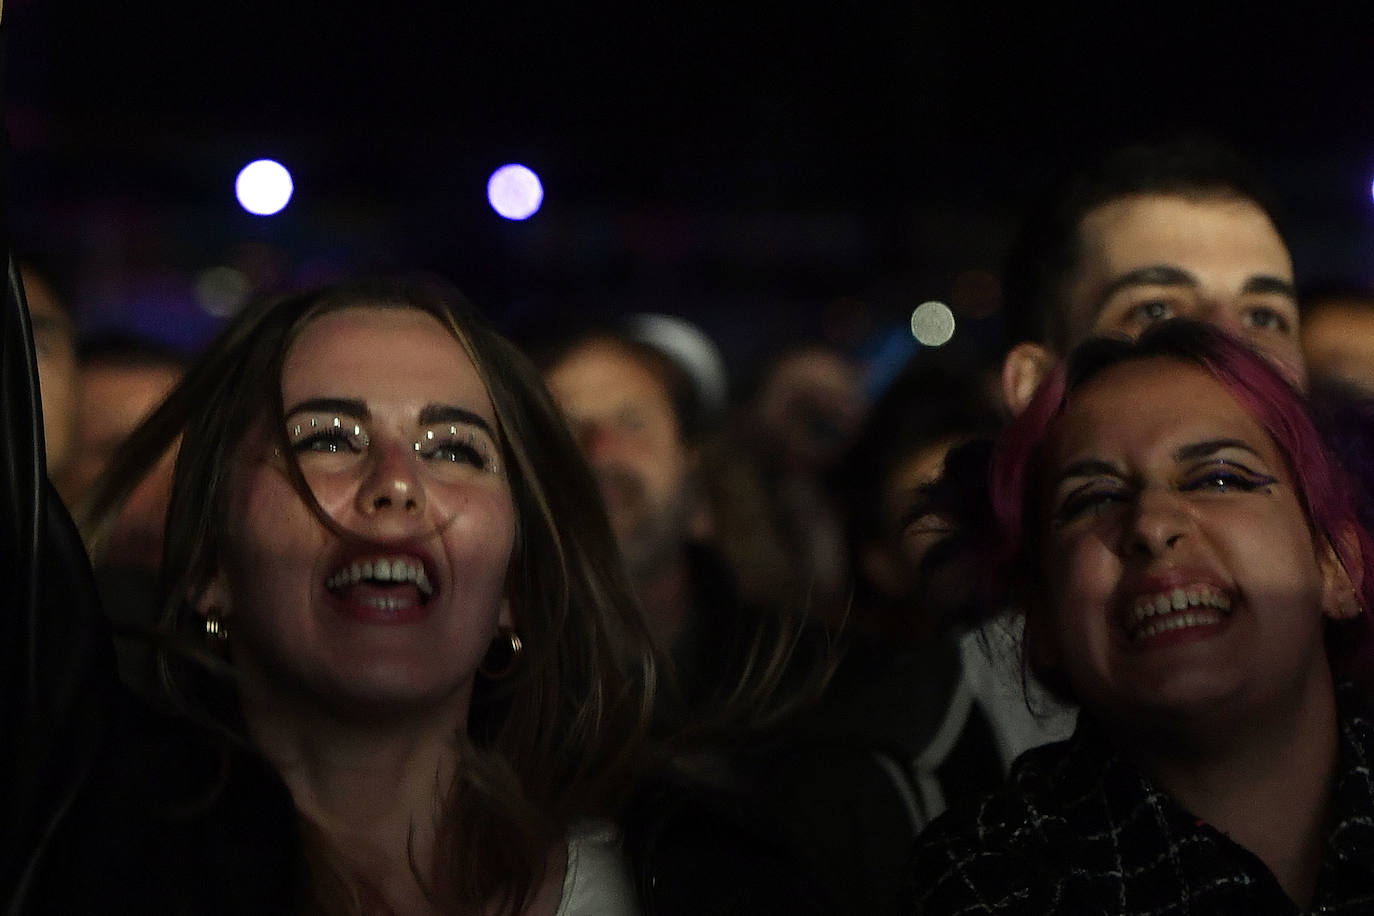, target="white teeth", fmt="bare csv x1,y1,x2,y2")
361,596,409,612
1134,609,1223,640
325,557,434,599
1131,585,1232,627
